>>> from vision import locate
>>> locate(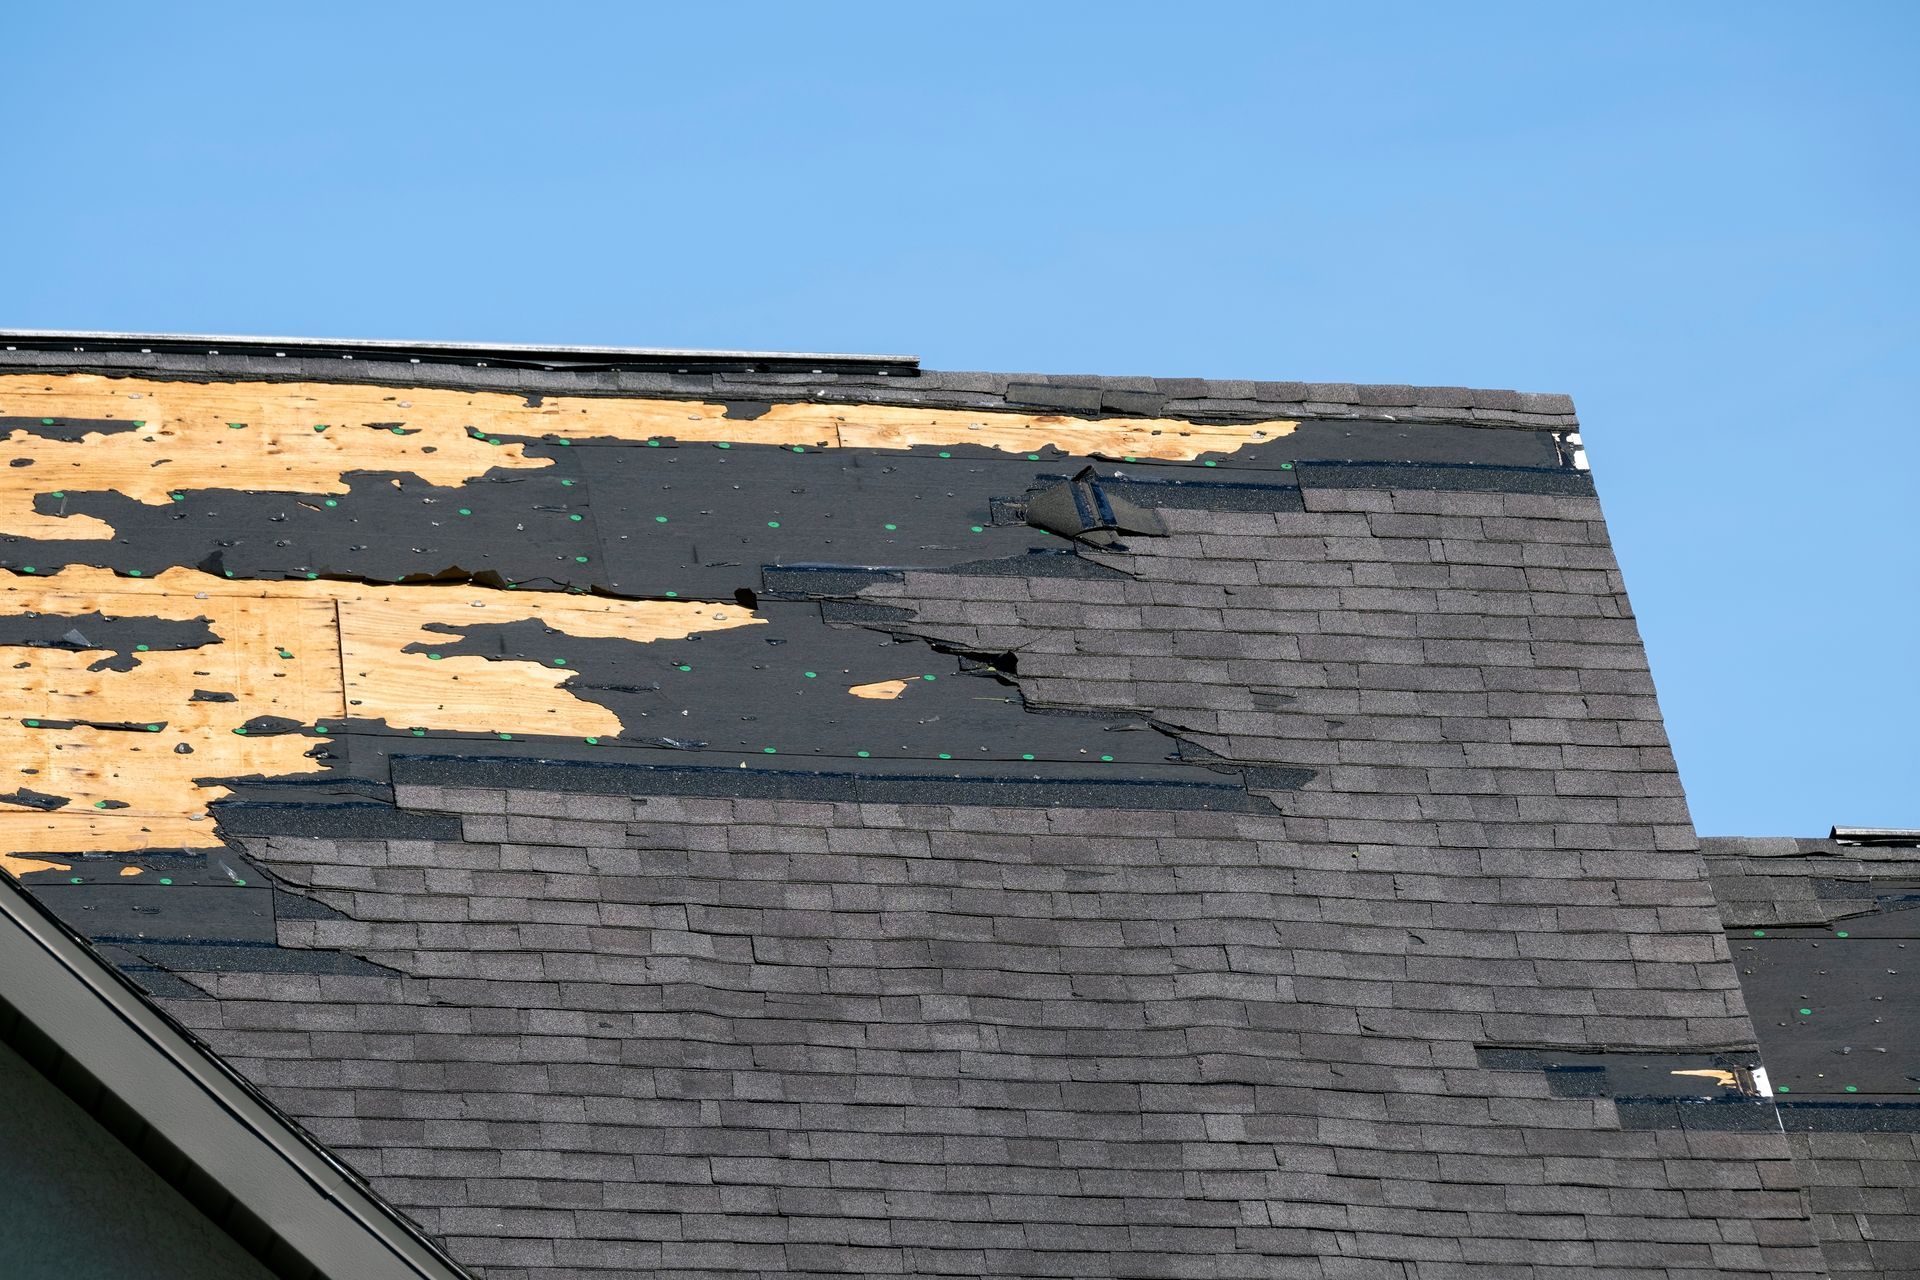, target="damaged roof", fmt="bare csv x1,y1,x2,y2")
0,330,1907,1279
